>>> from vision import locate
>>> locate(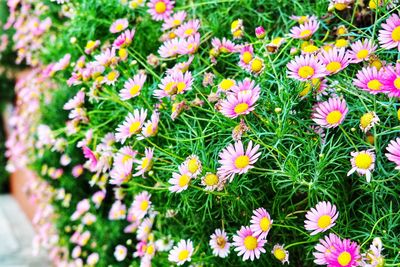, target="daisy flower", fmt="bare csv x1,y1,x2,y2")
385,138,400,170
184,155,202,177
114,245,127,262
347,150,375,182
169,165,192,193
289,19,319,39
250,208,273,239
131,191,151,219
175,19,200,38
154,70,193,99
233,226,266,261
313,233,340,265
290,15,318,24
119,73,147,100
271,244,289,264
238,44,254,69
217,140,261,182
219,90,260,119
147,0,174,21
326,238,361,267
162,11,187,31
329,0,353,11
137,217,154,241
109,165,132,185
317,47,351,75
110,18,129,33
104,70,120,86
287,54,327,81
312,98,348,128
378,13,400,51
108,200,126,220
353,66,385,94
140,111,160,139
168,239,194,266
209,229,231,258
359,111,379,133
158,38,182,58
348,39,377,63
133,147,154,177
218,78,236,93
304,201,339,235
249,57,265,75
211,37,238,53
201,173,225,191
178,33,200,55
266,37,286,53
113,29,136,48
64,91,85,110
115,109,147,144
382,62,400,98
114,146,137,170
